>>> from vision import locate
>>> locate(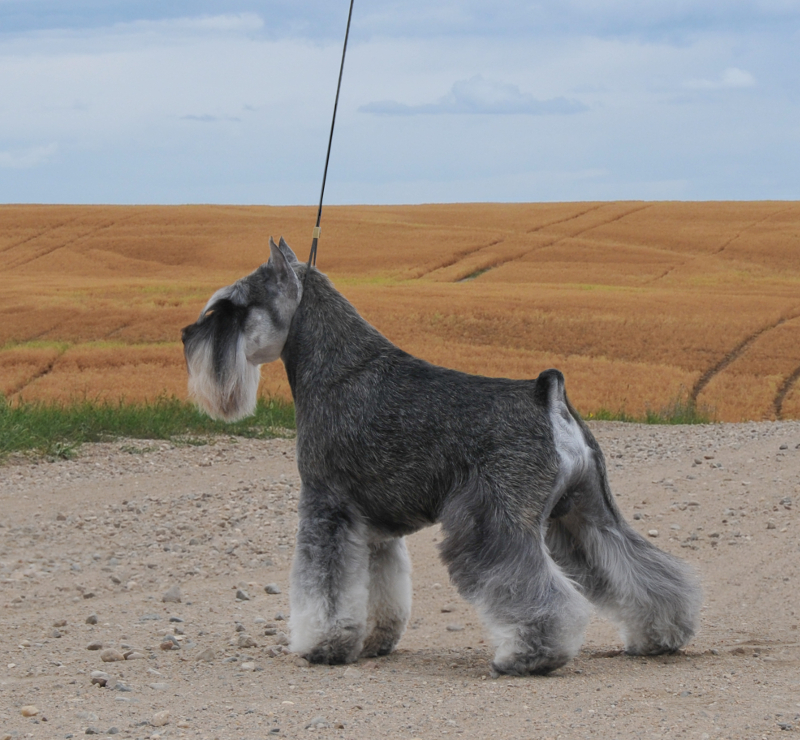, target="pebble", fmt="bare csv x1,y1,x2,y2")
241,661,256,671
195,648,215,662
265,583,282,594
266,645,284,657
275,631,290,646
162,585,182,603
446,623,464,632
53,618,68,627
160,635,181,651
238,634,258,648
100,648,126,662
124,651,146,660
235,588,250,601
20,705,39,717
87,640,104,651
305,717,328,729
90,670,110,687
648,530,659,538
86,614,98,625
151,710,170,727
51,628,63,638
